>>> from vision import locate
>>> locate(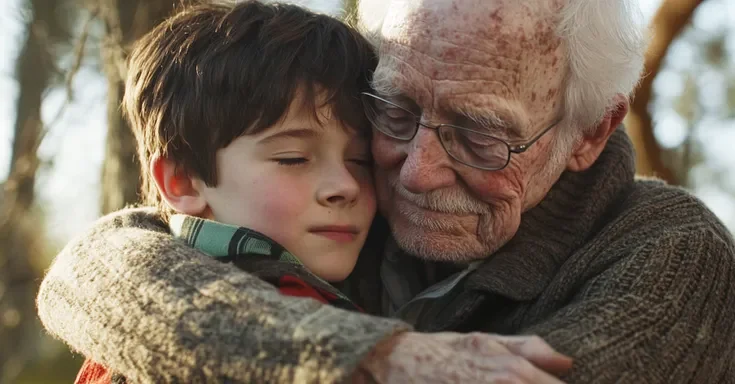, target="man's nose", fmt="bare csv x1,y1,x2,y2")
316,164,361,208
400,127,456,194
